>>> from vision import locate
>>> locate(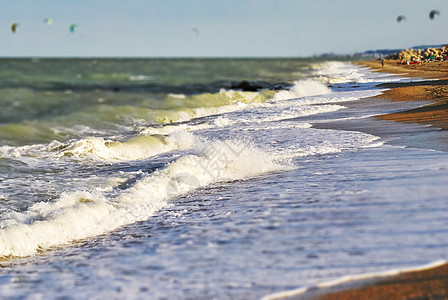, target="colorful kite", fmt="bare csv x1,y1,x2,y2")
69,24,77,33
44,18,53,25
